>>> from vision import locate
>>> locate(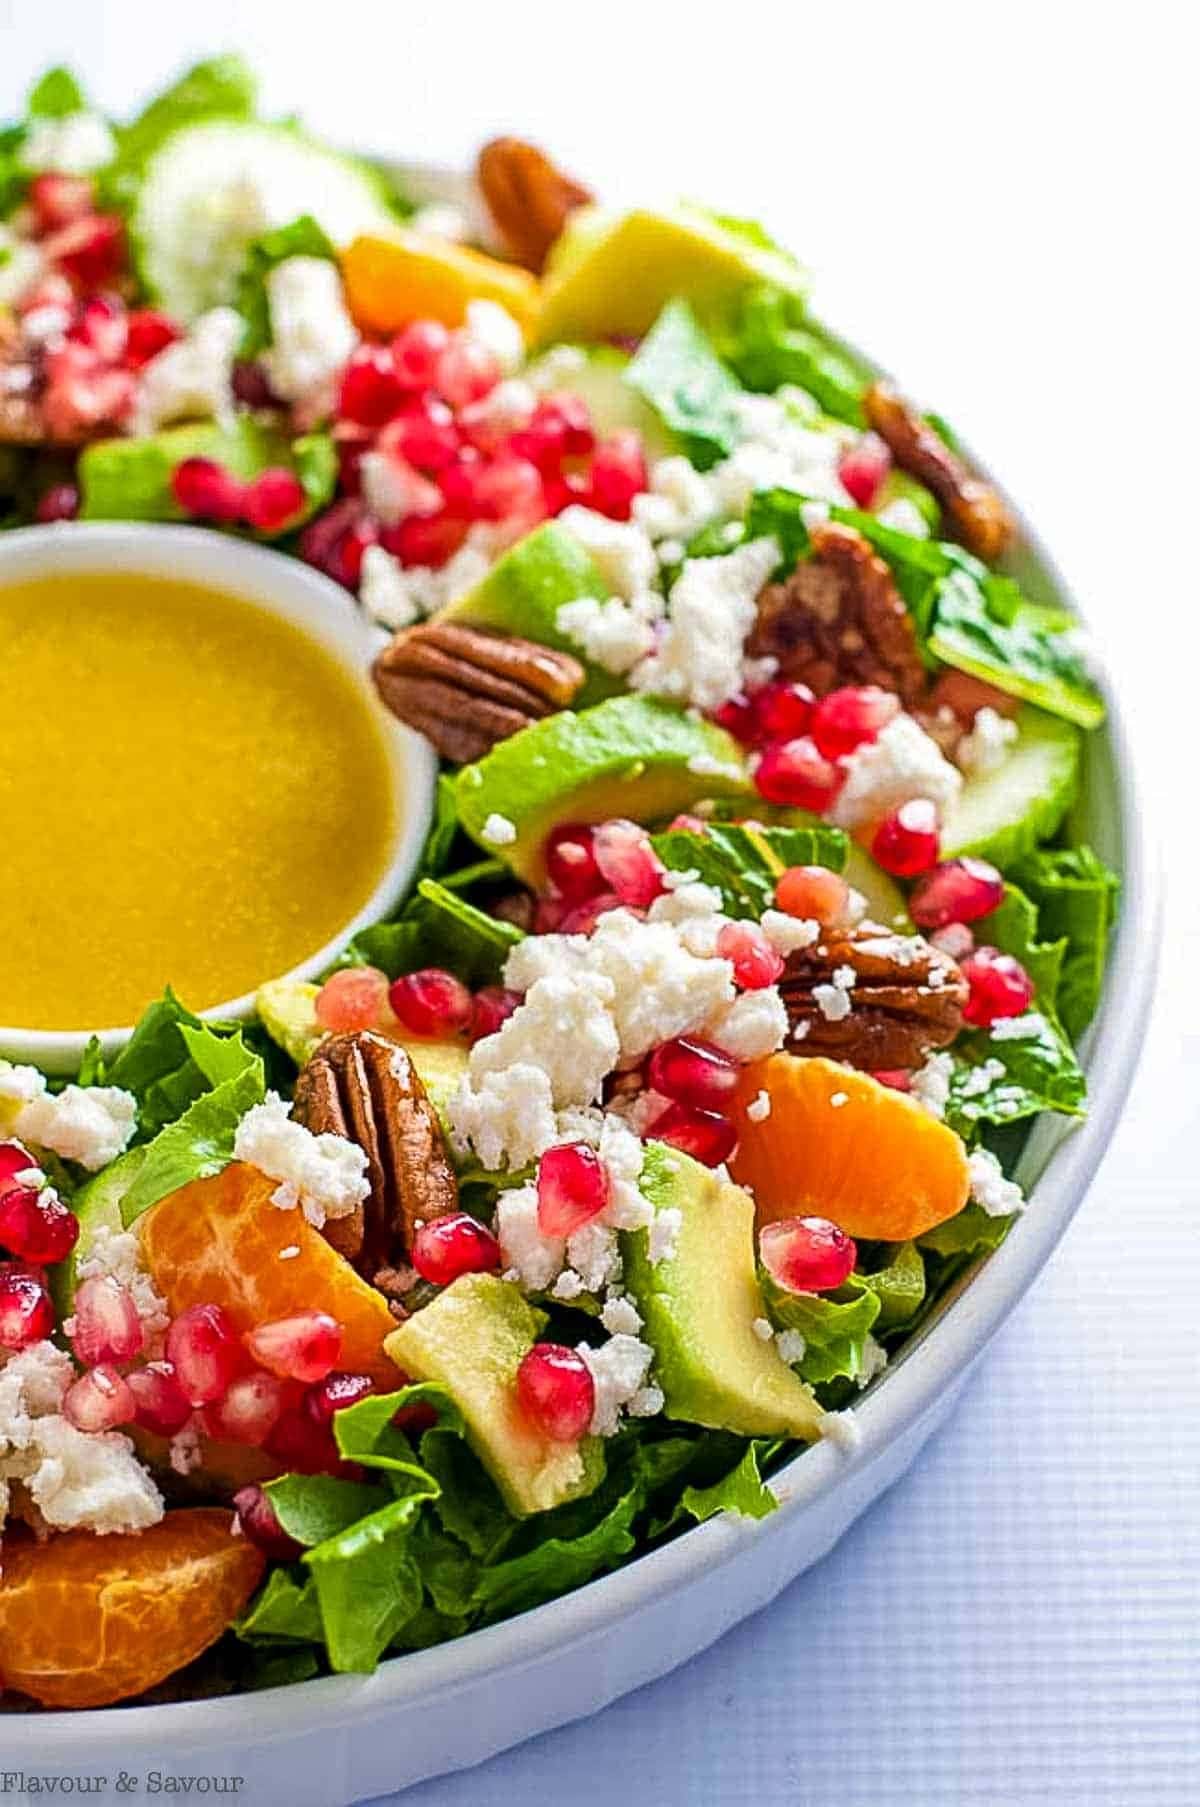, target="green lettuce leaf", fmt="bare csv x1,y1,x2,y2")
264,1474,391,1547
854,1240,927,1332
27,68,87,120
650,821,847,919
79,417,335,534
337,875,523,986
1011,845,1119,1038
626,299,743,470
721,286,870,427
760,1269,882,1386
672,1441,775,1525
919,1202,1012,1260
105,56,257,200
305,1493,429,1671
235,1567,323,1644
98,988,245,1136
119,1026,265,1225
234,213,336,356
